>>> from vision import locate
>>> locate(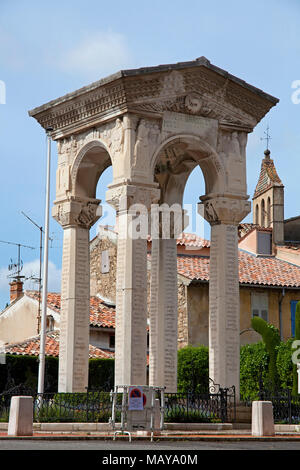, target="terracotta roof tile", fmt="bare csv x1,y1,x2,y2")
4,331,114,359
25,291,115,328
177,251,300,288
253,151,283,198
